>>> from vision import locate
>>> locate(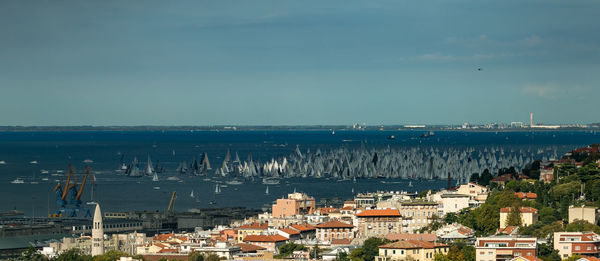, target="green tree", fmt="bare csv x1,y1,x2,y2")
53,248,92,261
205,254,221,261
349,238,389,261
479,169,493,186
276,242,307,258
537,241,561,261
18,246,48,261
188,251,205,261
336,251,350,261
93,250,129,261
505,206,522,227
443,213,458,224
